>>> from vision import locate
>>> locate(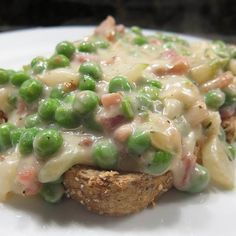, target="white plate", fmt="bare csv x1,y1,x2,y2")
0,27,235,236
